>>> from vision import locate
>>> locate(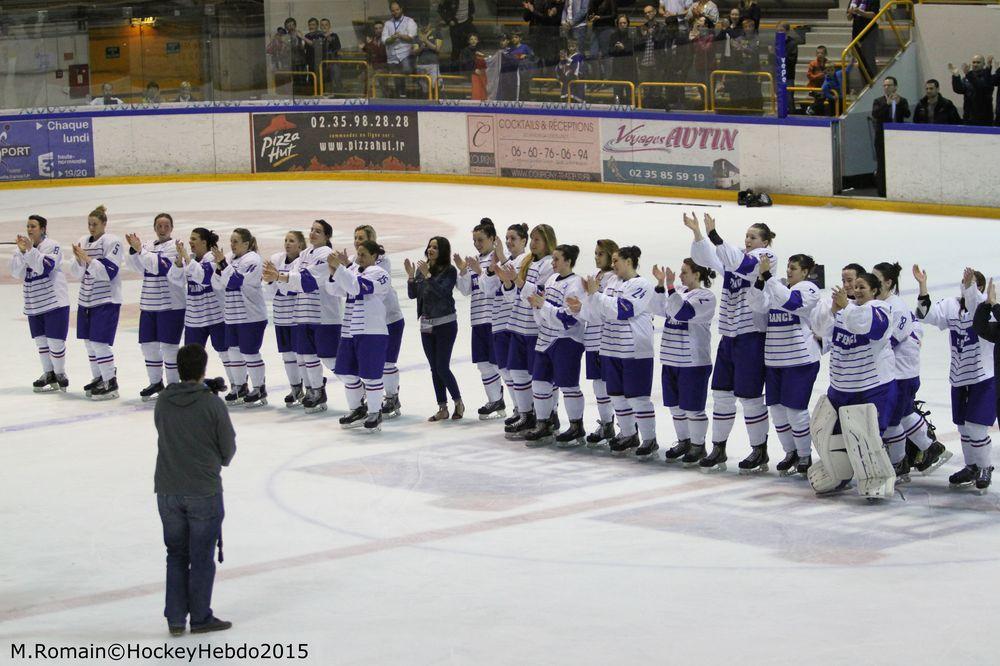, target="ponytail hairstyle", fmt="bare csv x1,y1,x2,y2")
314,219,333,247
617,245,642,270
355,224,377,242
750,222,776,246
856,272,882,295
519,223,557,283
555,244,580,268
28,214,48,232
288,230,307,251
192,227,220,249
873,261,902,295
474,218,497,239
595,239,619,271
683,257,715,287
508,223,528,242
154,212,174,229
426,236,452,275
89,205,108,224
358,239,385,258
233,227,258,253
842,262,866,277
789,253,817,274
